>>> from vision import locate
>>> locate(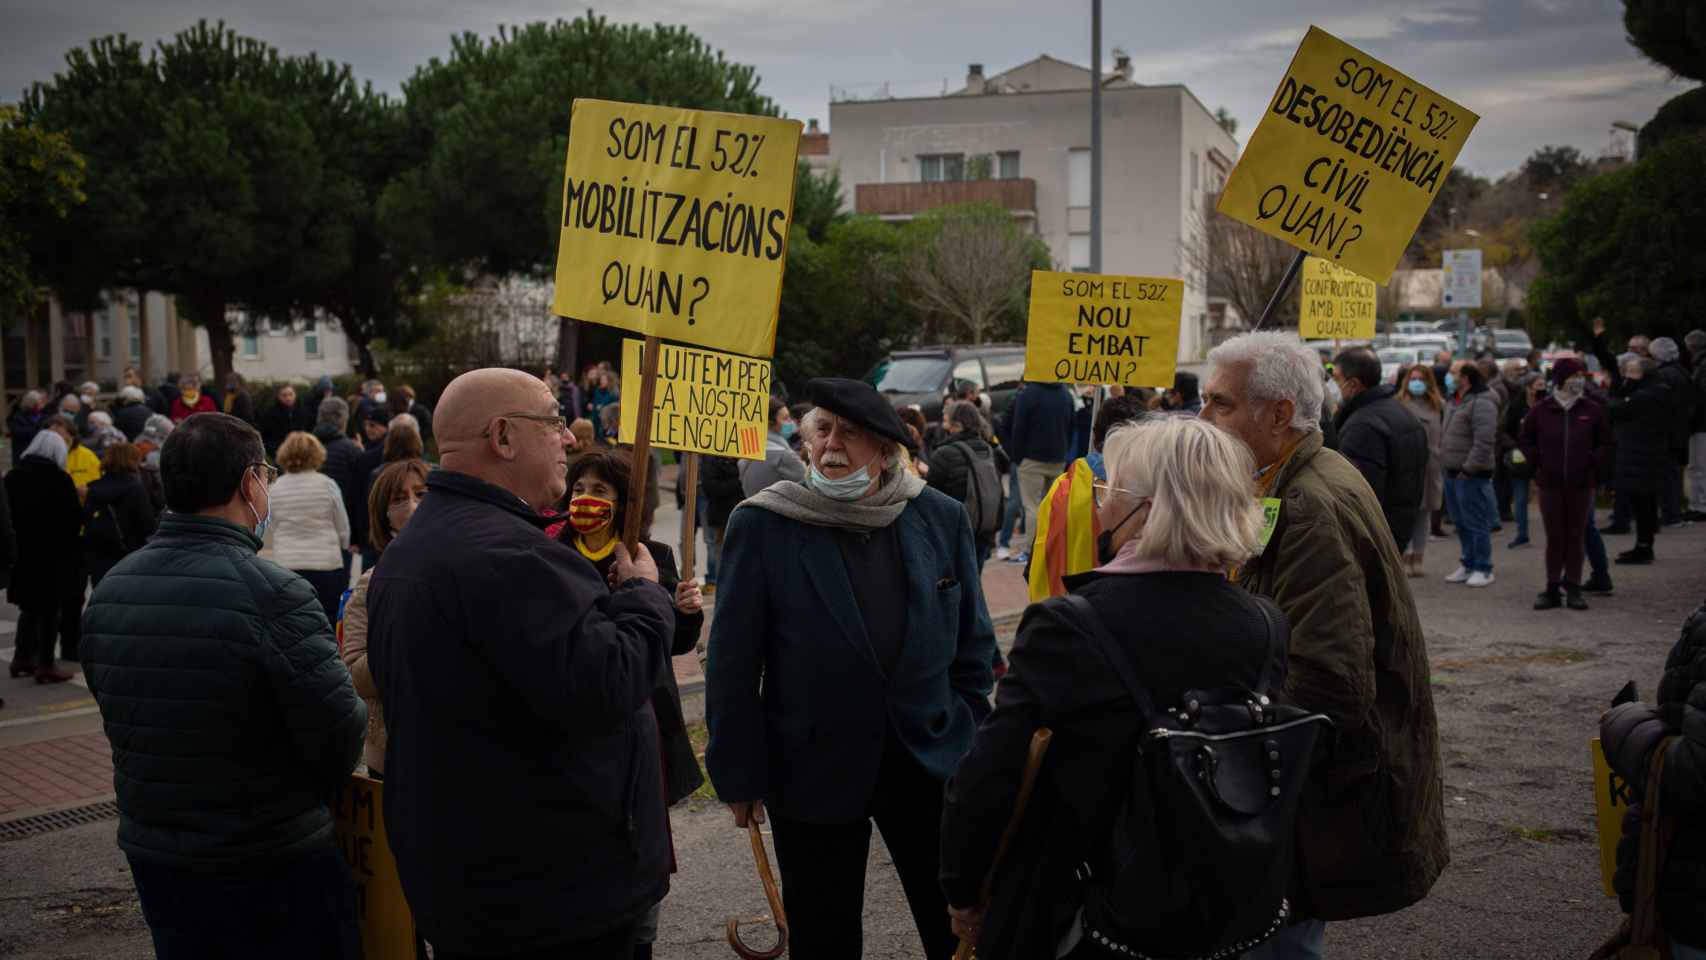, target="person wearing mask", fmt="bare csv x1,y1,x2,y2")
312,398,366,557
46,413,103,494
73,381,102,434
1440,360,1500,586
8,390,48,464
259,383,307,458
80,413,366,959
1649,337,1695,527
1687,329,1706,523
82,411,126,459
1007,378,1075,565
261,432,351,625
1430,350,1454,392
705,378,995,960
367,369,674,959
1492,359,1527,525
5,431,82,684
1024,392,1152,601
338,458,430,778
1330,347,1428,552
925,400,1004,569
1607,353,1672,564
940,416,1281,959
168,373,217,422
354,380,386,426
222,372,256,426
1200,331,1446,957
1502,371,1542,548
1518,358,1612,610
121,366,167,416
1398,365,1446,577
740,396,806,496
394,384,434,443
135,415,174,517
81,443,159,588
